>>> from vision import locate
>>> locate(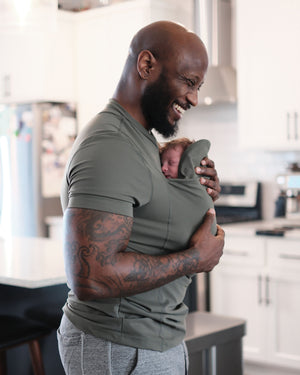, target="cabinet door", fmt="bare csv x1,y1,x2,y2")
0,33,44,103
267,239,300,369
268,273,300,369
0,12,75,103
211,266,267,361
237,0,300,150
